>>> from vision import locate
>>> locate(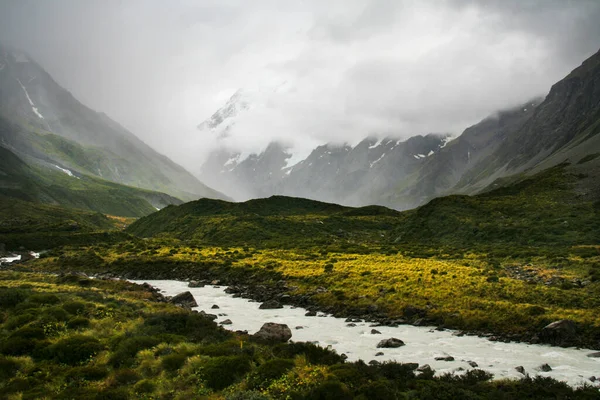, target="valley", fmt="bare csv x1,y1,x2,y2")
0,6,599,398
